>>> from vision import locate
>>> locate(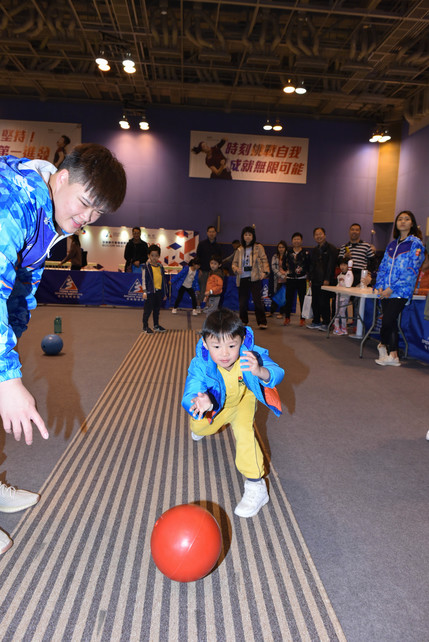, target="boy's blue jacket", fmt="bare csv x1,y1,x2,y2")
0,155,63,382
141,260,168,297
375,235,425,300
171,264,199,290
182,326,284,420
